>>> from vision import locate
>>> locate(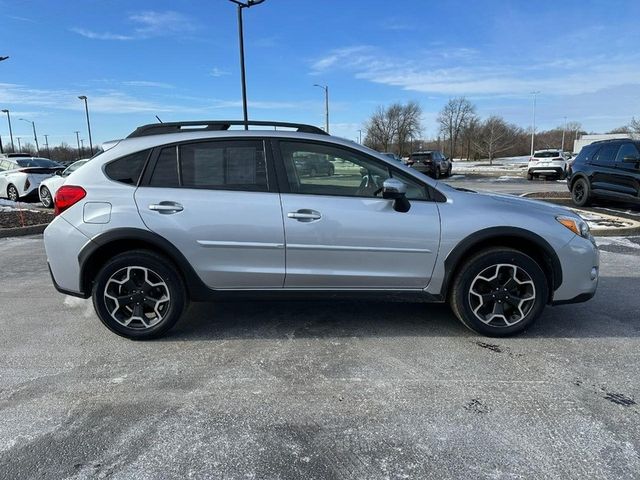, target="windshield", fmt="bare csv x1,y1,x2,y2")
16,158,61,168
533,151,561,158
65,159,89,174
